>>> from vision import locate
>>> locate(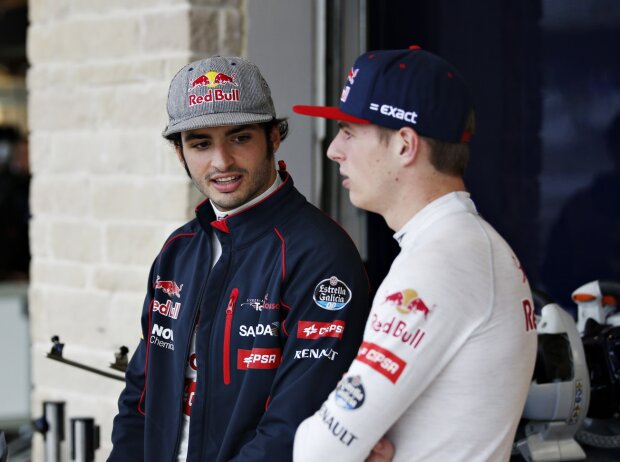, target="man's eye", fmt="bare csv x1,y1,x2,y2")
192,141,210,149
232,134,251,143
